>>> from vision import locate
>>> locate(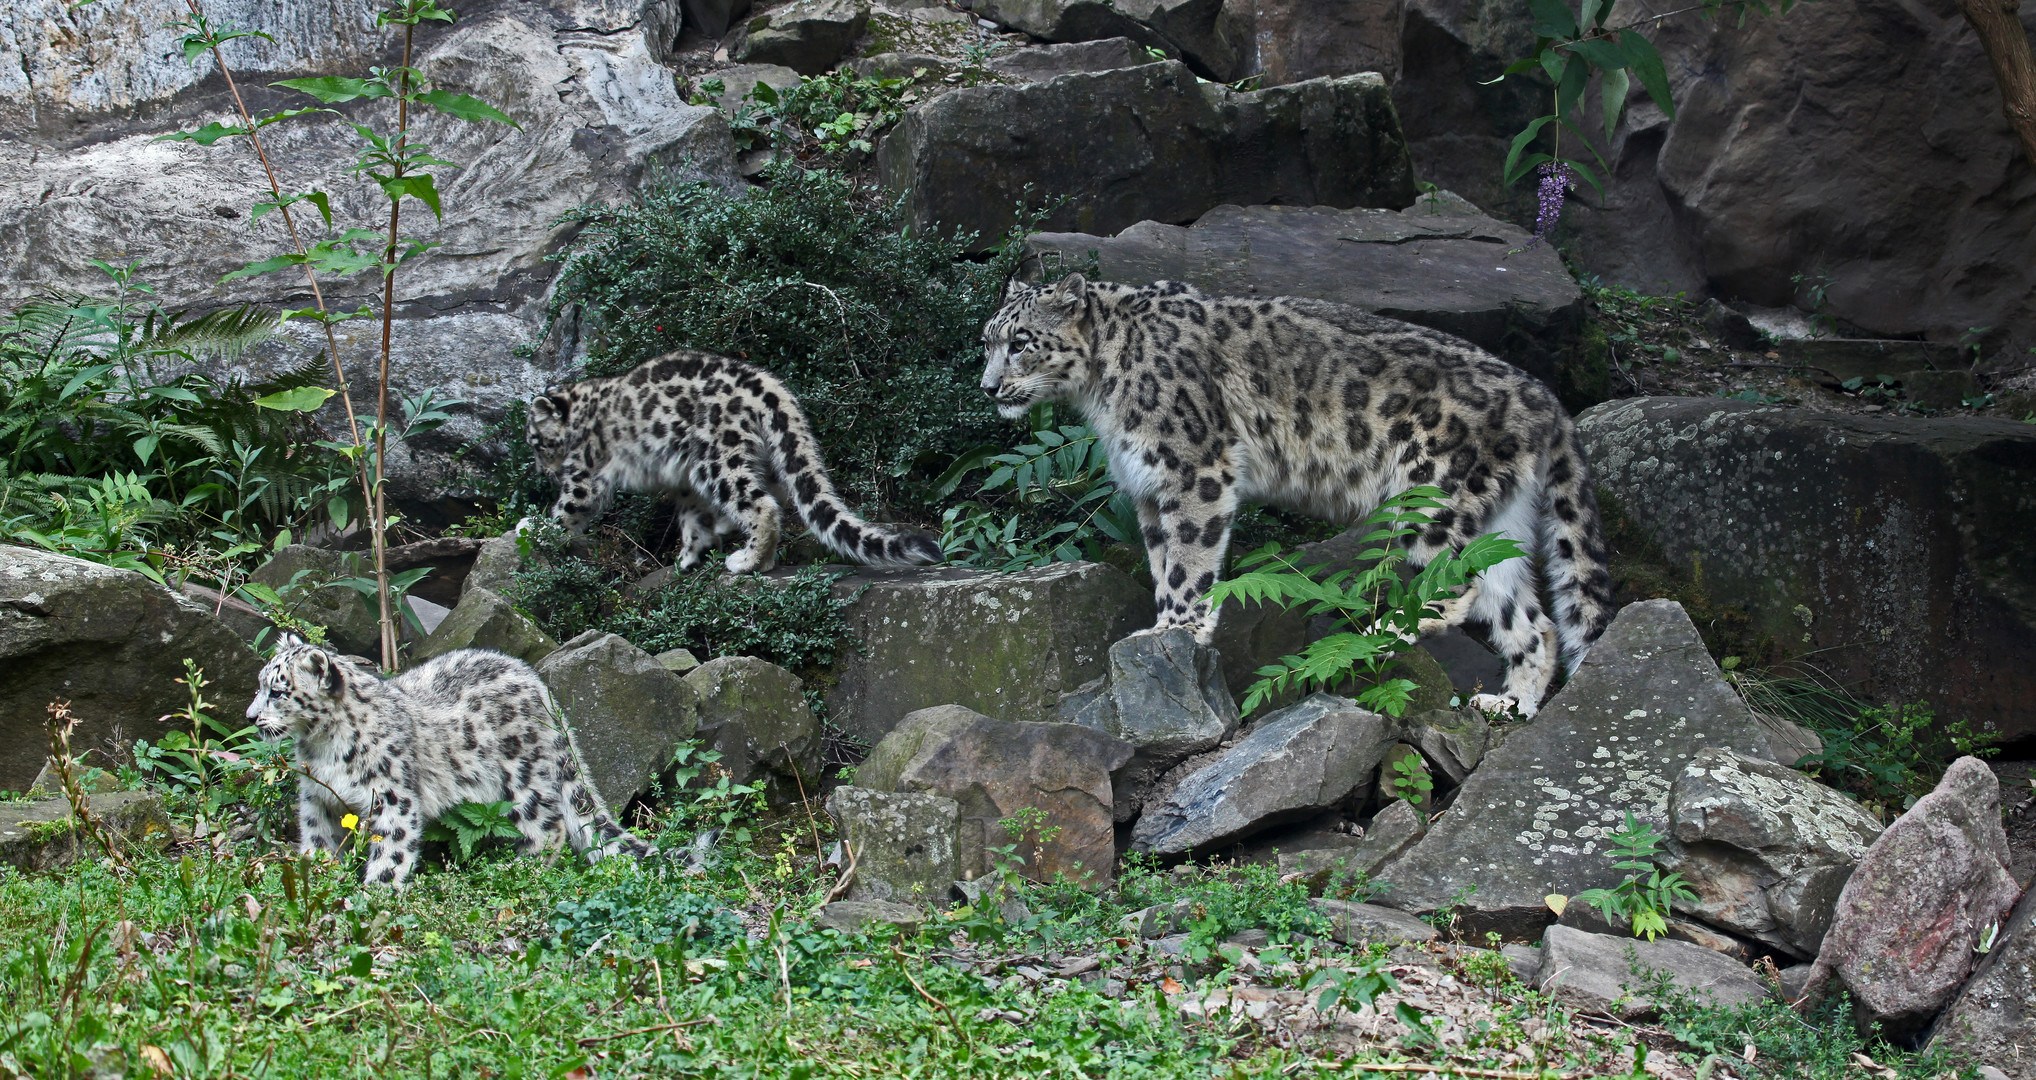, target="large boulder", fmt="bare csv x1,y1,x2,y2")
1238,0,1407,85
1662,748,1883,958
1,547,261,792
1578,397,2036,742
735,0,869,74
1131,693,1395,855
1534,924,1770,1020
1930,886,2036,1078
983,38,1159,82
854,704,1131,885
684,656,820,805
812,561,1152,746
1022,195,1596,408
1058,626,1239,820
412,588,558,667
536,631,700,810
1805,757,2021,1040
966,0,1170,54
877,61,1416,250
825,786,960,903
249,545,380,657
1371,600,1778,939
